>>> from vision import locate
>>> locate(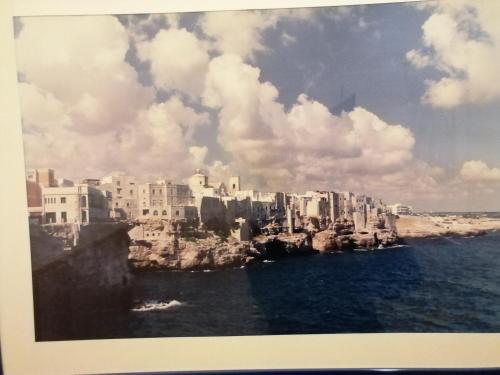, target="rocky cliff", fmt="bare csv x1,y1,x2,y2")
312,229,398,253
129,235,260,270
128,218,400,270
